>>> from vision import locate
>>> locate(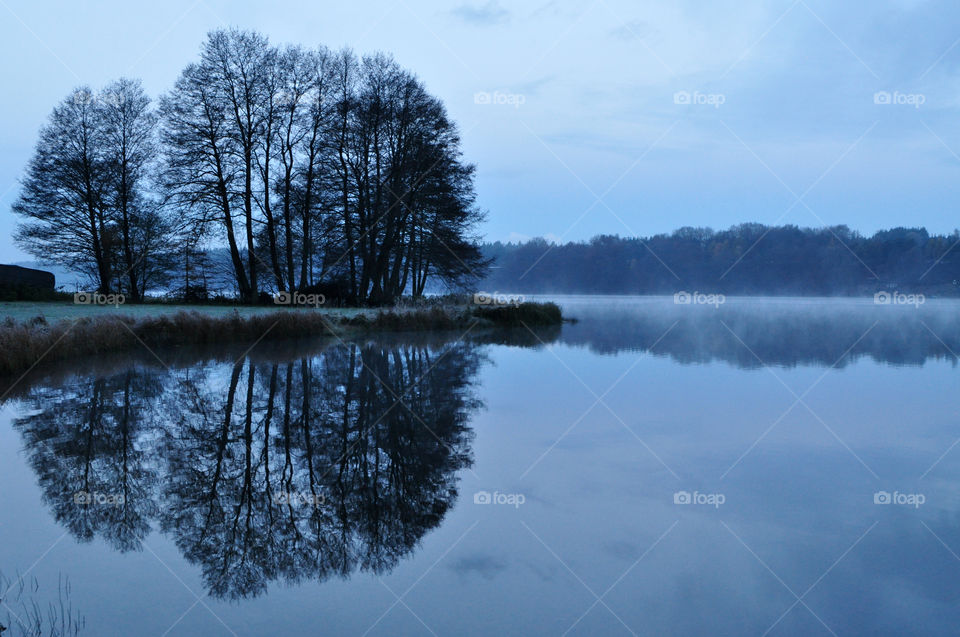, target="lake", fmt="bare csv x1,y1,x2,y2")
1,296,959,636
